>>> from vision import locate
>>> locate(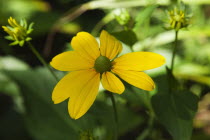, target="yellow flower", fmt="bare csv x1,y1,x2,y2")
2,17,34,46
50,30,165,119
